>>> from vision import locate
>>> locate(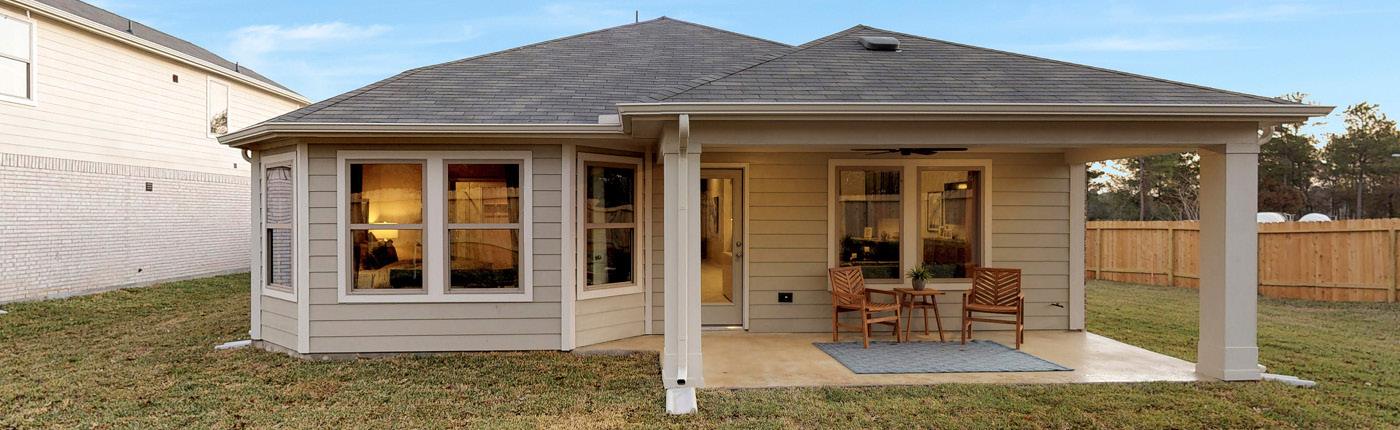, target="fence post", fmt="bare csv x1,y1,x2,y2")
1390,228,1397,303
1166,227,1175,288
1094,227,1103,280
